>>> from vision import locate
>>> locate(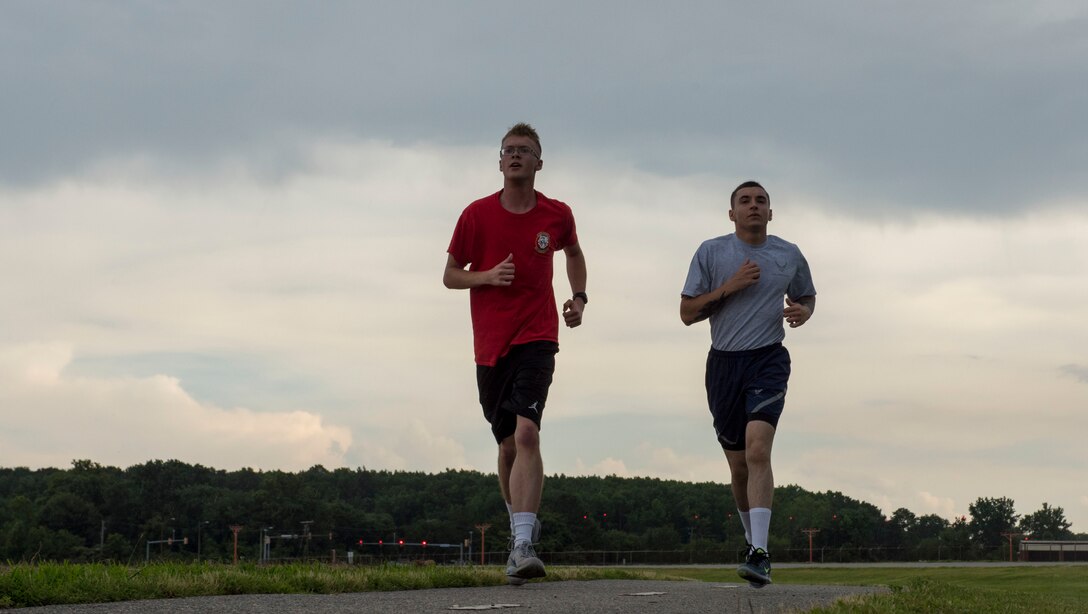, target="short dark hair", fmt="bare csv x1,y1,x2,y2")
730,180,768,209
502,122,542,155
